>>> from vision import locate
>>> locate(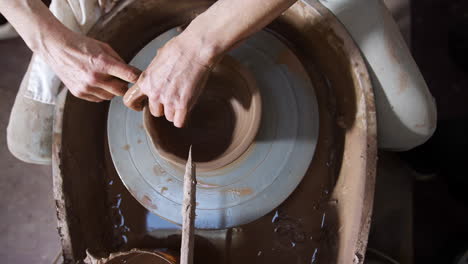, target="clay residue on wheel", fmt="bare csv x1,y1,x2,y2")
144,55,262,171
54,0,376,263
84,249,177,264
